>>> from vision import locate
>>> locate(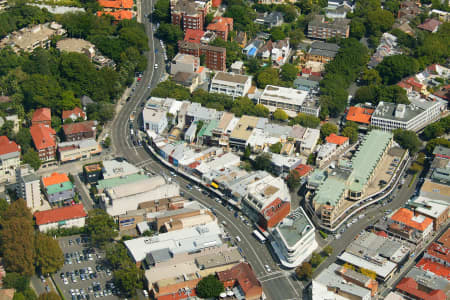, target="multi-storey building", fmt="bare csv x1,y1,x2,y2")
62,121,97,141
170,0,207,31
41,172,75,204
206,17,233,41
16,165,41,210
209,72,252,97
305,41,340,64
178,41,226,71
0,136,20,182
34,204,87,232
307,15,350,40
30,124,57,161
31,108,51,127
